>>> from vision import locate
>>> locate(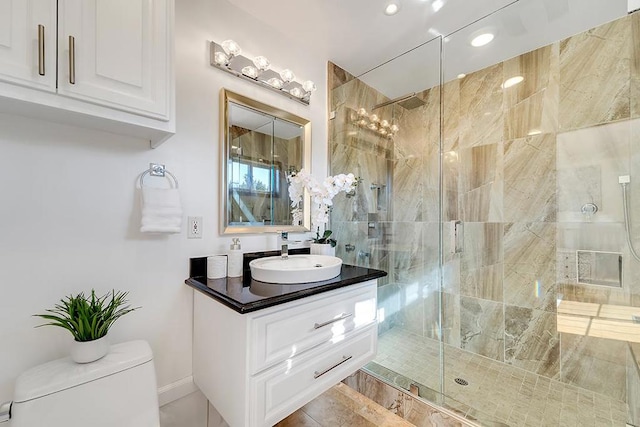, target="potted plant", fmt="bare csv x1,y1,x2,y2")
34,290,139,363
311,228,337,256
287,169,358,255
